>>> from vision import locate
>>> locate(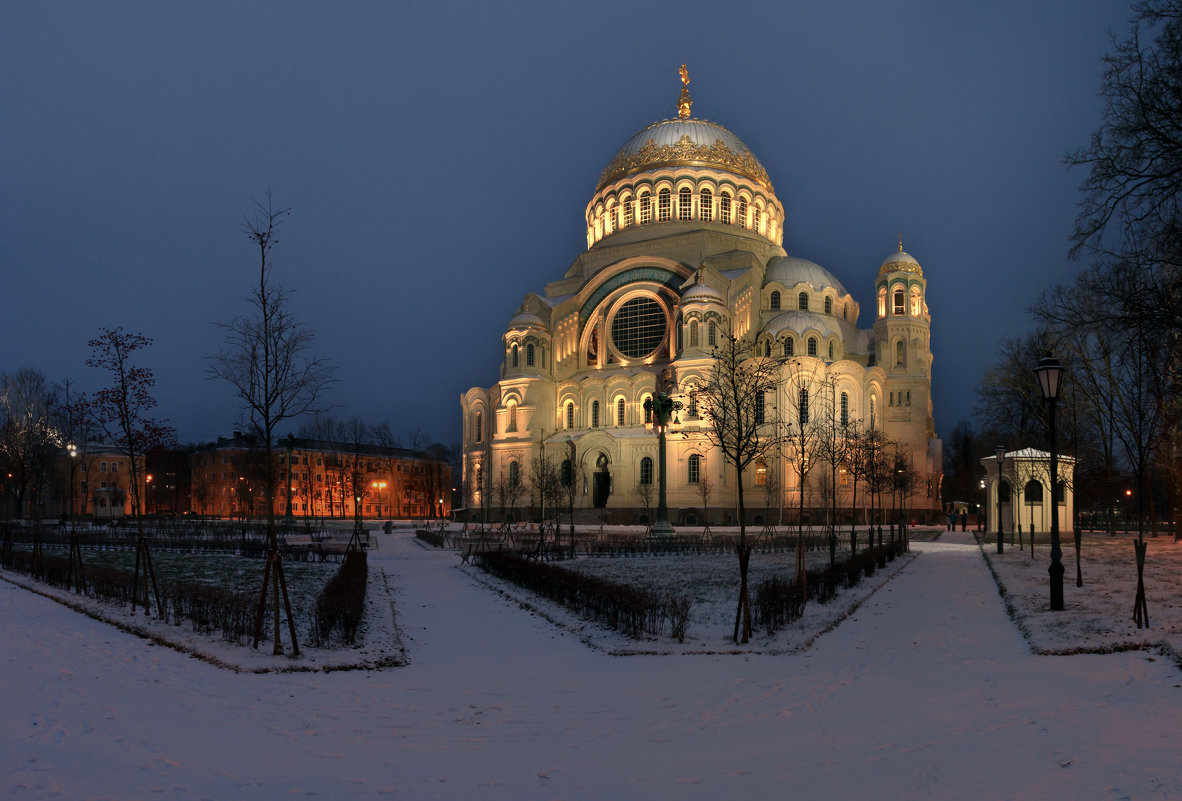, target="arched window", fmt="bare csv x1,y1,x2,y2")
798,388,809,424
565,401,574,430
526,343,535,366
474,411,483,443
643,396,653,425
828,342,835,360
617,397,626,426
738,197,748,227
639,191,651,224
894,289,905,315
824,296,833,315
998,481,1011,503
688,390,699,418
605,203,615,235
591,400,600,428
511,344,519,367
623,197,634,227
700,188,712,221
869,396,877,429
561,459,573,486
1025,480,1043,503
720,192,732,224
770,290,781,310
840,391,849,426
708,321,716,346
763,340,772,357
877,287,887,319
639,456,653,485
508,460,519,487
753,205,762,233
784,337,794,356
687,454,701,484
755,391,765,424
808,337,818,356
911,287,922,316
658,188,671,222
678,187,692,221
507,402,517,432
896,340,905,366
689,320,699,346
798,292,809,311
